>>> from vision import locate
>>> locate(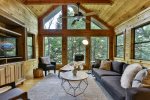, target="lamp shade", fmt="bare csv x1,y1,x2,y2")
82,39,88,45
